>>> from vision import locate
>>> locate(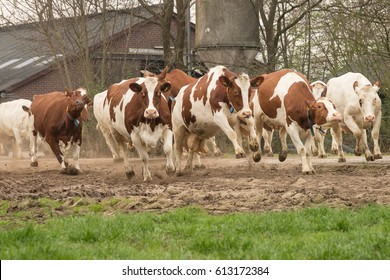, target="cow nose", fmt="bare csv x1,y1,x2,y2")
241,110,252,119
144,108,159,119
365,115,375,122
75,100,84,107
333,112,342,122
